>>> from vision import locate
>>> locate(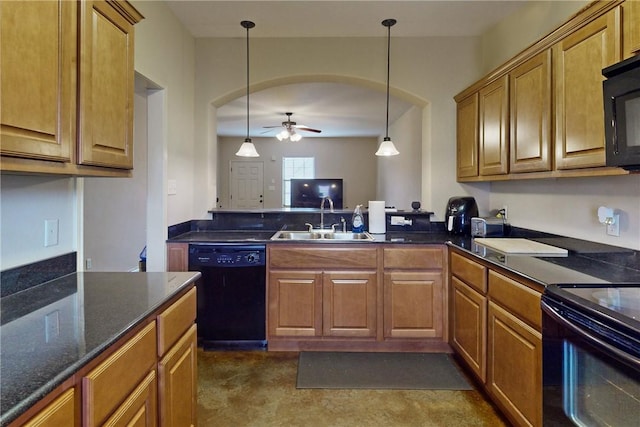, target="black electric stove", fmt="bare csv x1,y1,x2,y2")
541,284,640,426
